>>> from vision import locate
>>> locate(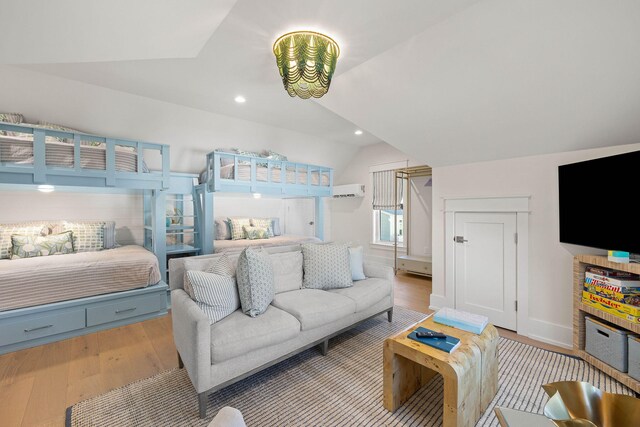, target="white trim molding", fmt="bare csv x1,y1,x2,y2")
443,196,530,337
